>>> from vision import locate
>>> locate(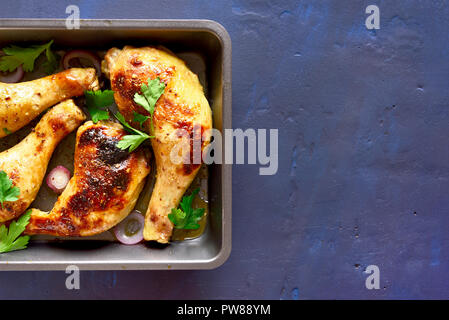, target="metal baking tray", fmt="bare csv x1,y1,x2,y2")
0,19,232,270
